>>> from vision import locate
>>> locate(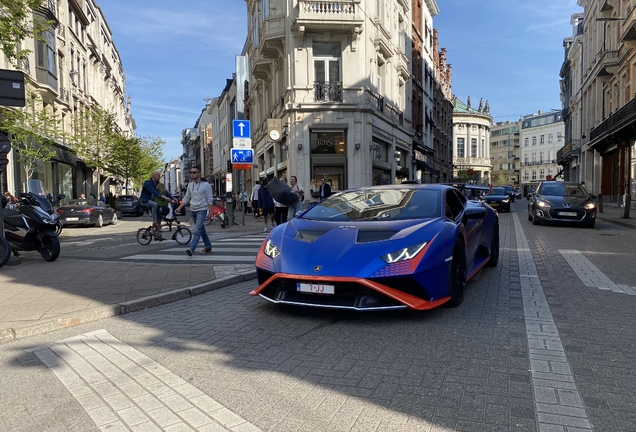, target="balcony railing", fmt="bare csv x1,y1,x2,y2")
296,0,363,32
313,81,342,102
454,157,491,167
590,96,636,141
556,139,582,162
